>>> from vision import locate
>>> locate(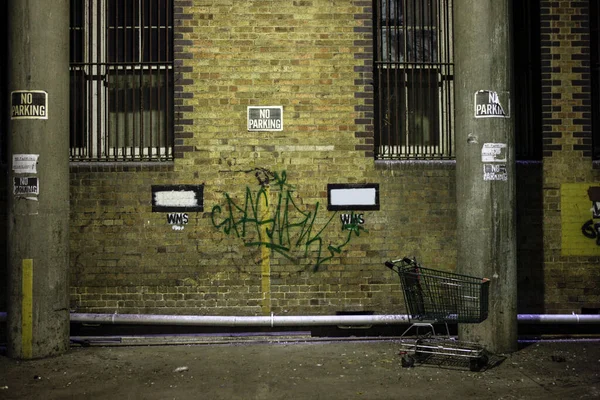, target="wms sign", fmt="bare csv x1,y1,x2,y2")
167,213,189,231
152,185,203,231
